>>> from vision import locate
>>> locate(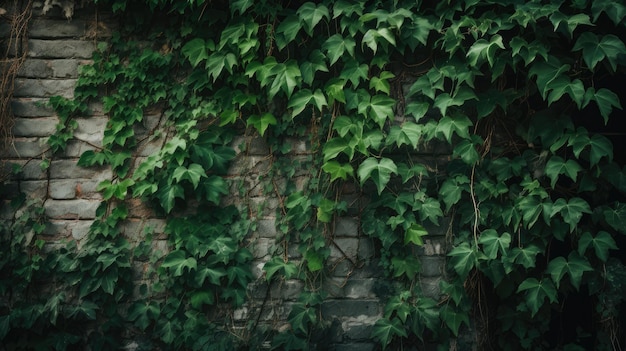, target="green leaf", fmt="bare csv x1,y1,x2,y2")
275,15,301,50
322,34,356,65
231,0,254,15
572,33,626,71
288,89,328,117
372,317,408,347
436,113,473,142
247,113,277,136
439,176,469,211
201,175,229,205
263,256,298,281
190,291,215,309
587,88,622,125
591,0,626,24
546,252,593,290
549,12,592,38
322,161,353,181
161,250,197,277
440,305,470,336
453,139,480,165
357,157,398,195
195,267,227,286
304,250,324,272
516,278,557,317
172,163,207,189
544,156,581,188
529,56,571,101
466,34,505,67
404,224,428,246
182,38,211,67
448,242,477,279
578,231,617,262
156,182,184,214
506,244,541,270
478,230,511,260
368,94,395,128
551,197,592,232
603,203,626,234
297,2,330,35
387,122,423,149
340,60,369,87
